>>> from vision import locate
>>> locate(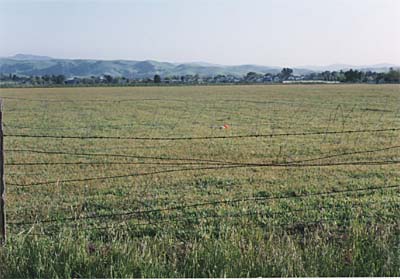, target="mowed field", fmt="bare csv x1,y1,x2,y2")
0,84,400,277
